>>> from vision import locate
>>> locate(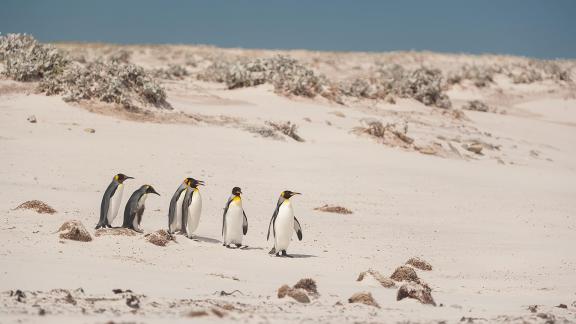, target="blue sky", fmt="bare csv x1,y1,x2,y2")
1,0,575,59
